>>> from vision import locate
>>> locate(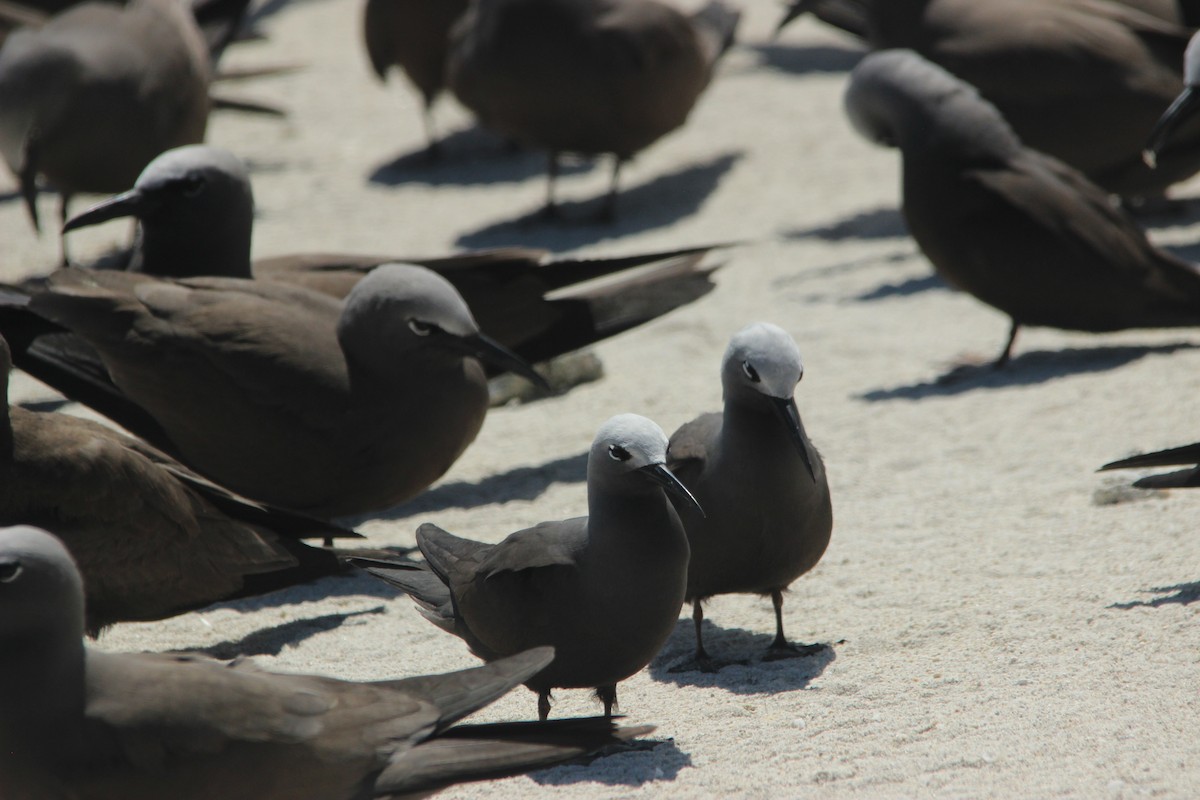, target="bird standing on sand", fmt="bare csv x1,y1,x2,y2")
447,0,740,219
0,525,649,799
667,323,832,671
844,49,1200,366
0,334,356,635
26,264,546,519
356,414,700,720
362,0,468,156
0,0,211,232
